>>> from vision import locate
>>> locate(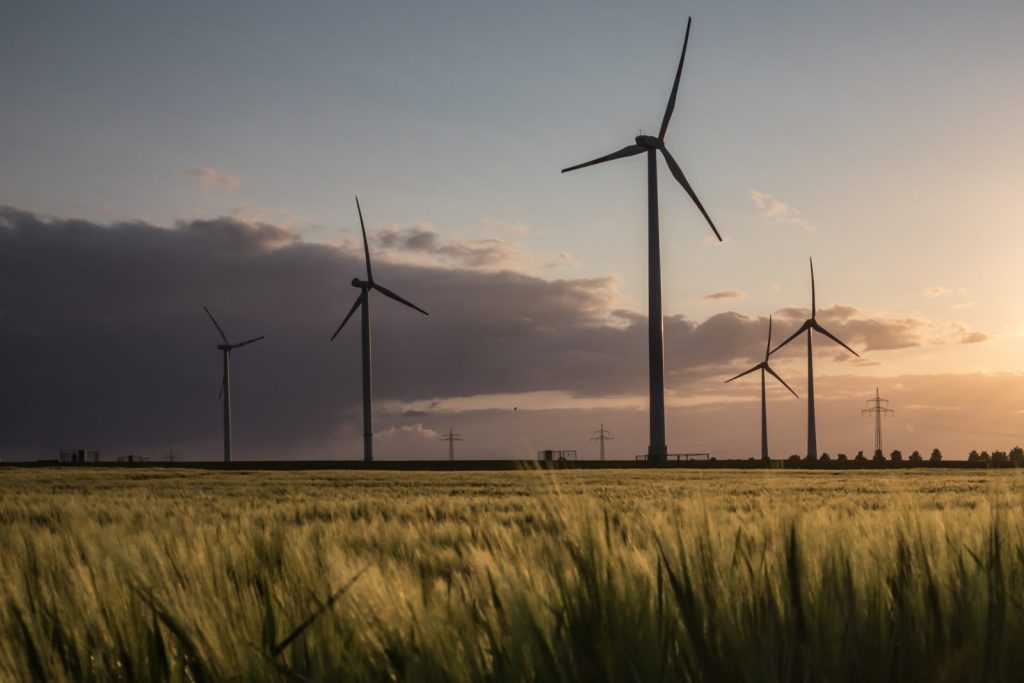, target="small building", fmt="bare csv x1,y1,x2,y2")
538,449,577,462
59,449,100,464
